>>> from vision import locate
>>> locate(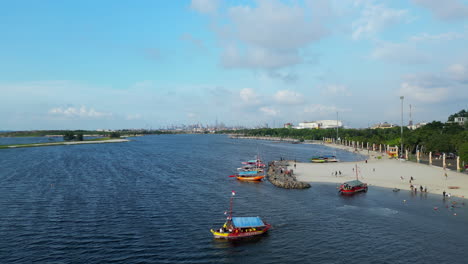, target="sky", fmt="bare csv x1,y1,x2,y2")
1,0,467,130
